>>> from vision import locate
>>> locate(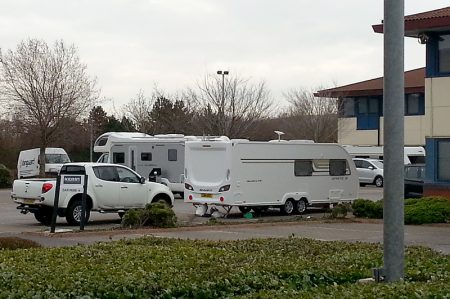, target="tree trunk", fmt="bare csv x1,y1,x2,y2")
39,146,46,177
